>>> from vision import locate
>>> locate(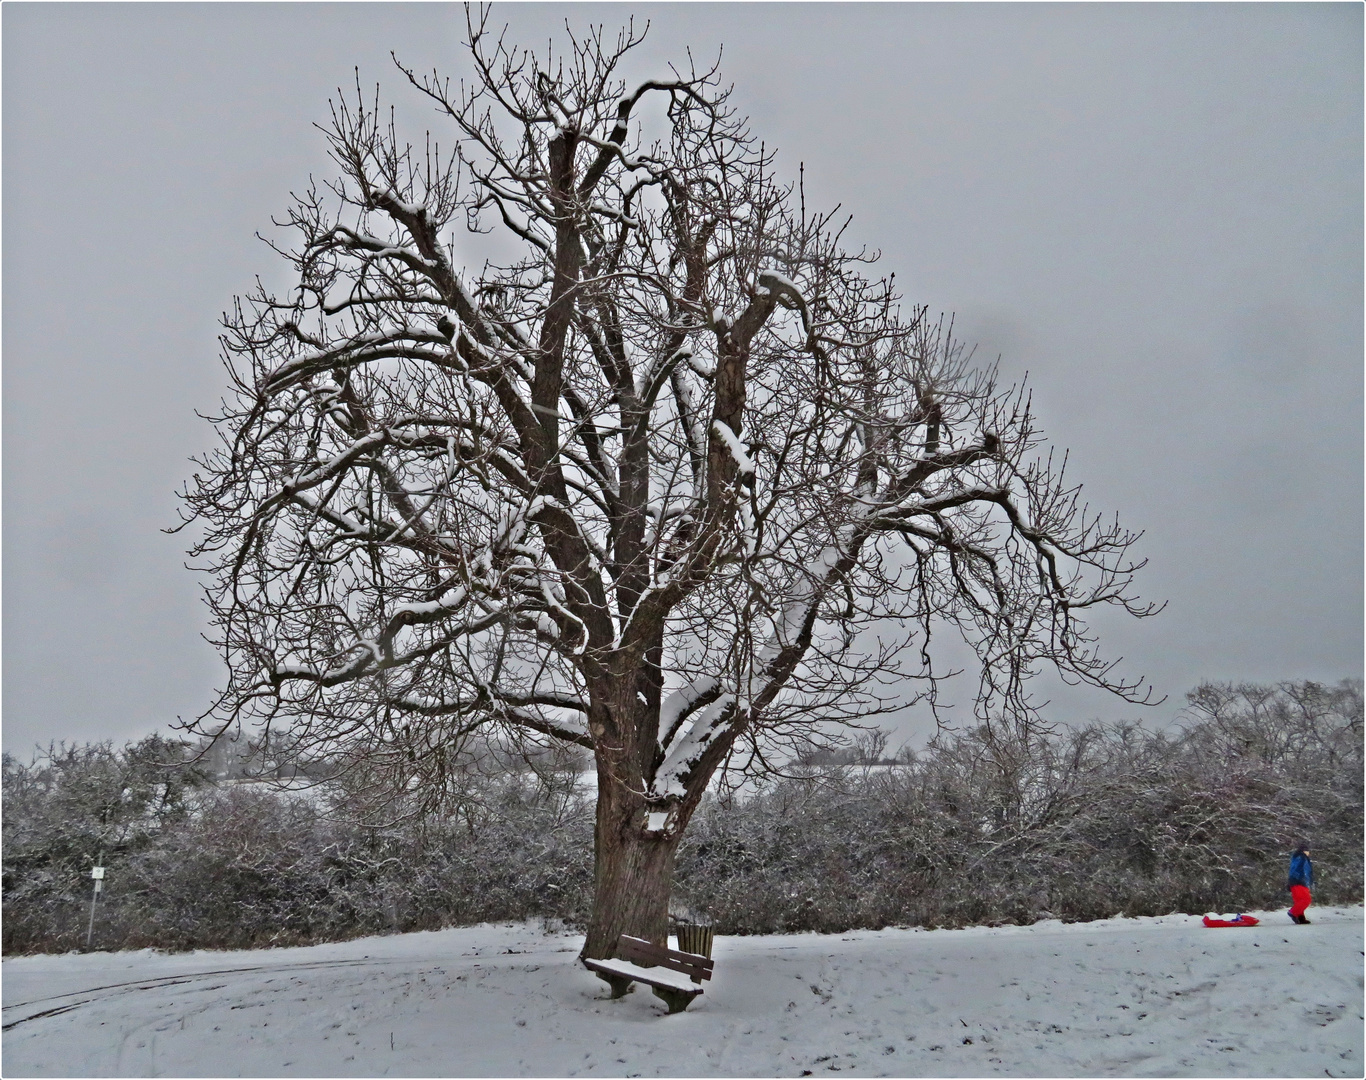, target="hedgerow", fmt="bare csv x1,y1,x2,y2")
4,680,1358,953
